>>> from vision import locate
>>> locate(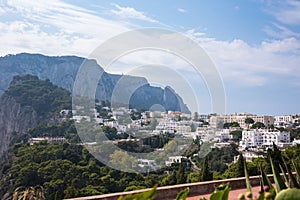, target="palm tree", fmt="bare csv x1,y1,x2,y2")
13,185,45,200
